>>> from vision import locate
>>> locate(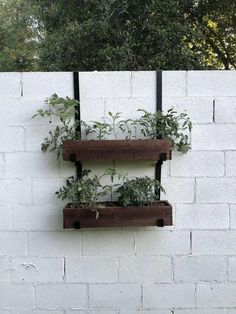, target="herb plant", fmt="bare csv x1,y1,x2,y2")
117,176,165,207
107,111,122,139
137,108,192,153
119,119,136,139
55,169,107,218
32,94,80,158
102,167,127,201
56,167,127,217
56,168,164,215
34,94,192,155
89,121,112,140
